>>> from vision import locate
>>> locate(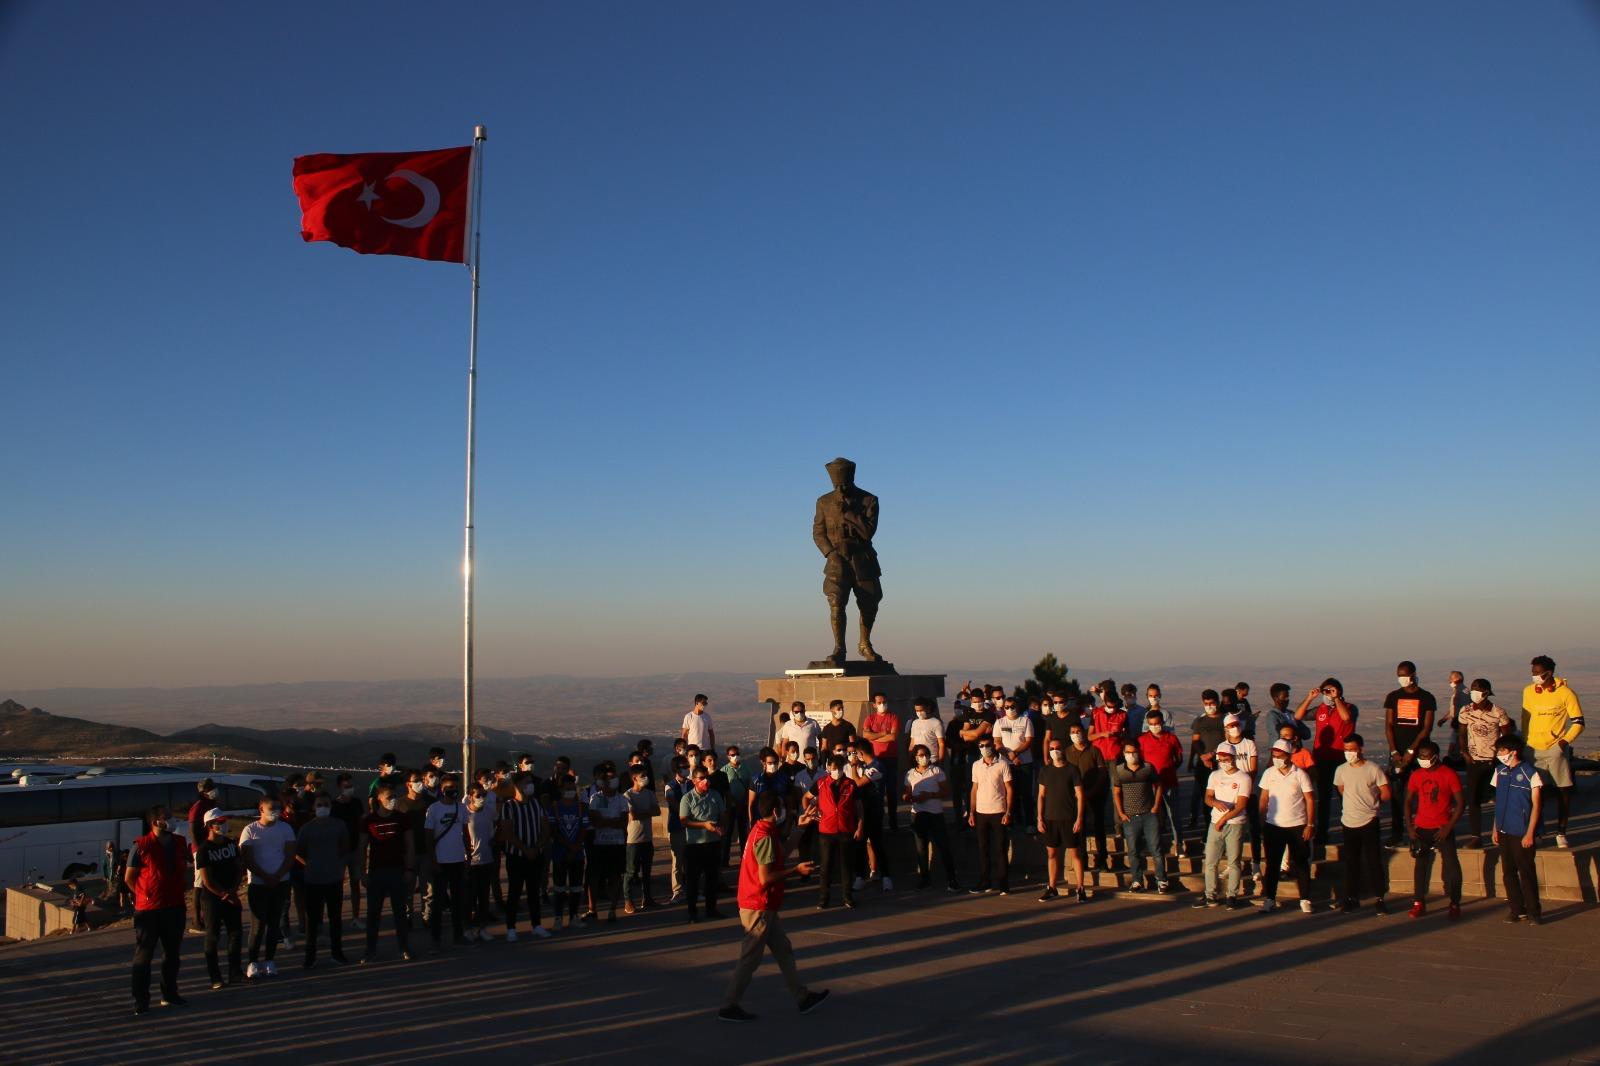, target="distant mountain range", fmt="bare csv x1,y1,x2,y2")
6,648,1596,771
